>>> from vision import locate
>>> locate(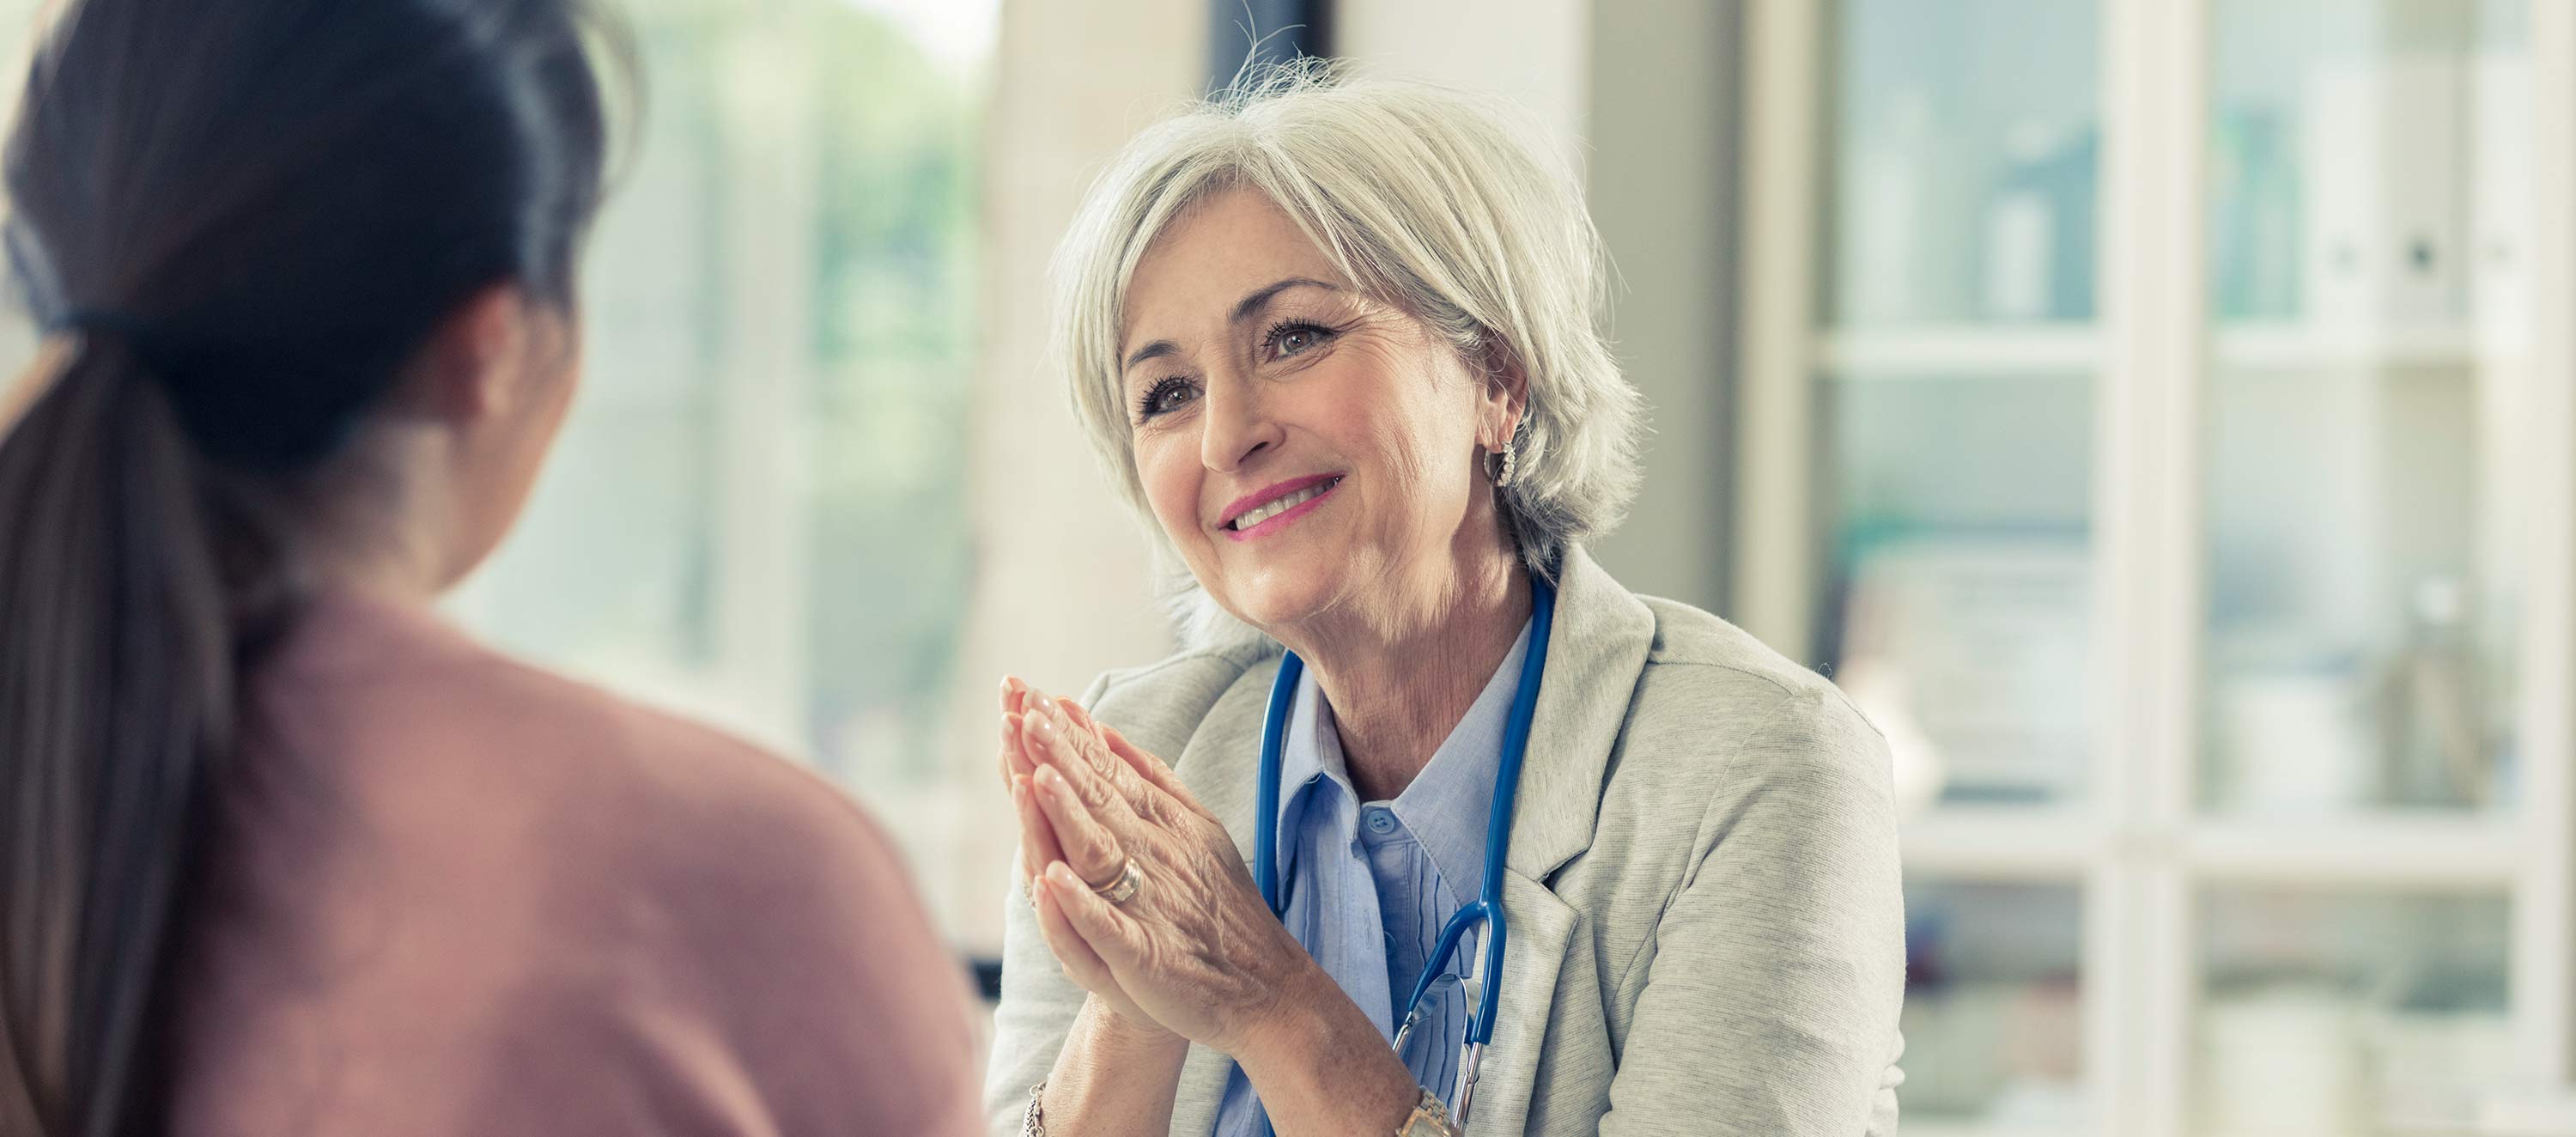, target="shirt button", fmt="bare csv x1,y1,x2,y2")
1363,806,1398,834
